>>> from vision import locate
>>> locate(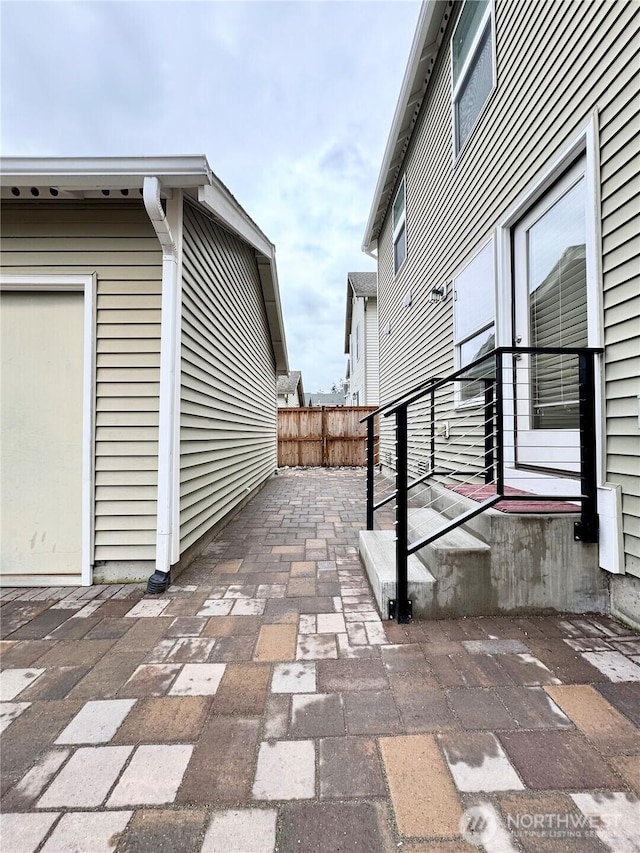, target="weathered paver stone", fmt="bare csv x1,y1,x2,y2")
345,690,402,735
169,663,226,696
581,651,640,682
113,696,210,744
290,693,345,737
37,746,132,808
498,731,623,790
446,687,514,730
118,809,208,853
439,731,524,791
40,811,132,853
380,734,463,837
596,682,640,726
252,740,315,800
495,686,572,730
545,683,640,753
107,744,192,806
279,802,389,853
254,624,297,661
0,701,31,733
201,808,277,853
0,812,59,853
212,663,270,715
319,736,386,798
272,662,316,693
0,668,44,700
571,793,640,853
55,699,136,744
177,717,260,804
